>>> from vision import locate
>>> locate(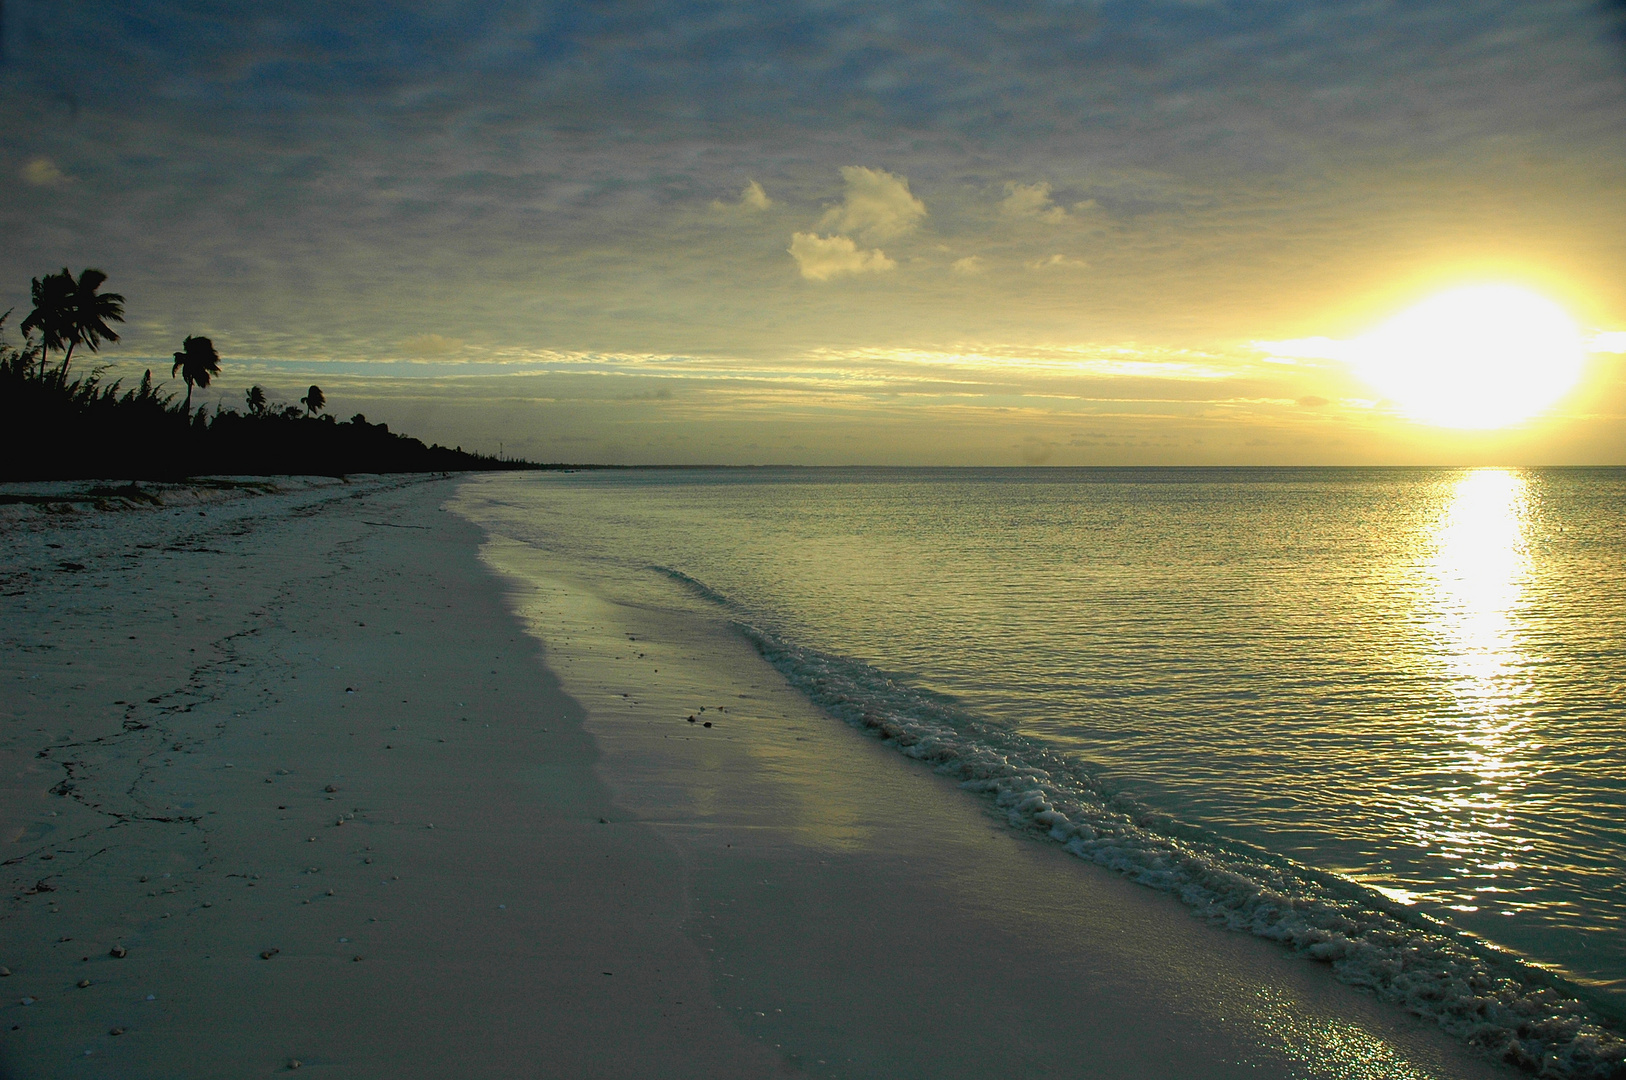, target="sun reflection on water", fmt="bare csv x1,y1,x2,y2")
1410,469,1539,915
